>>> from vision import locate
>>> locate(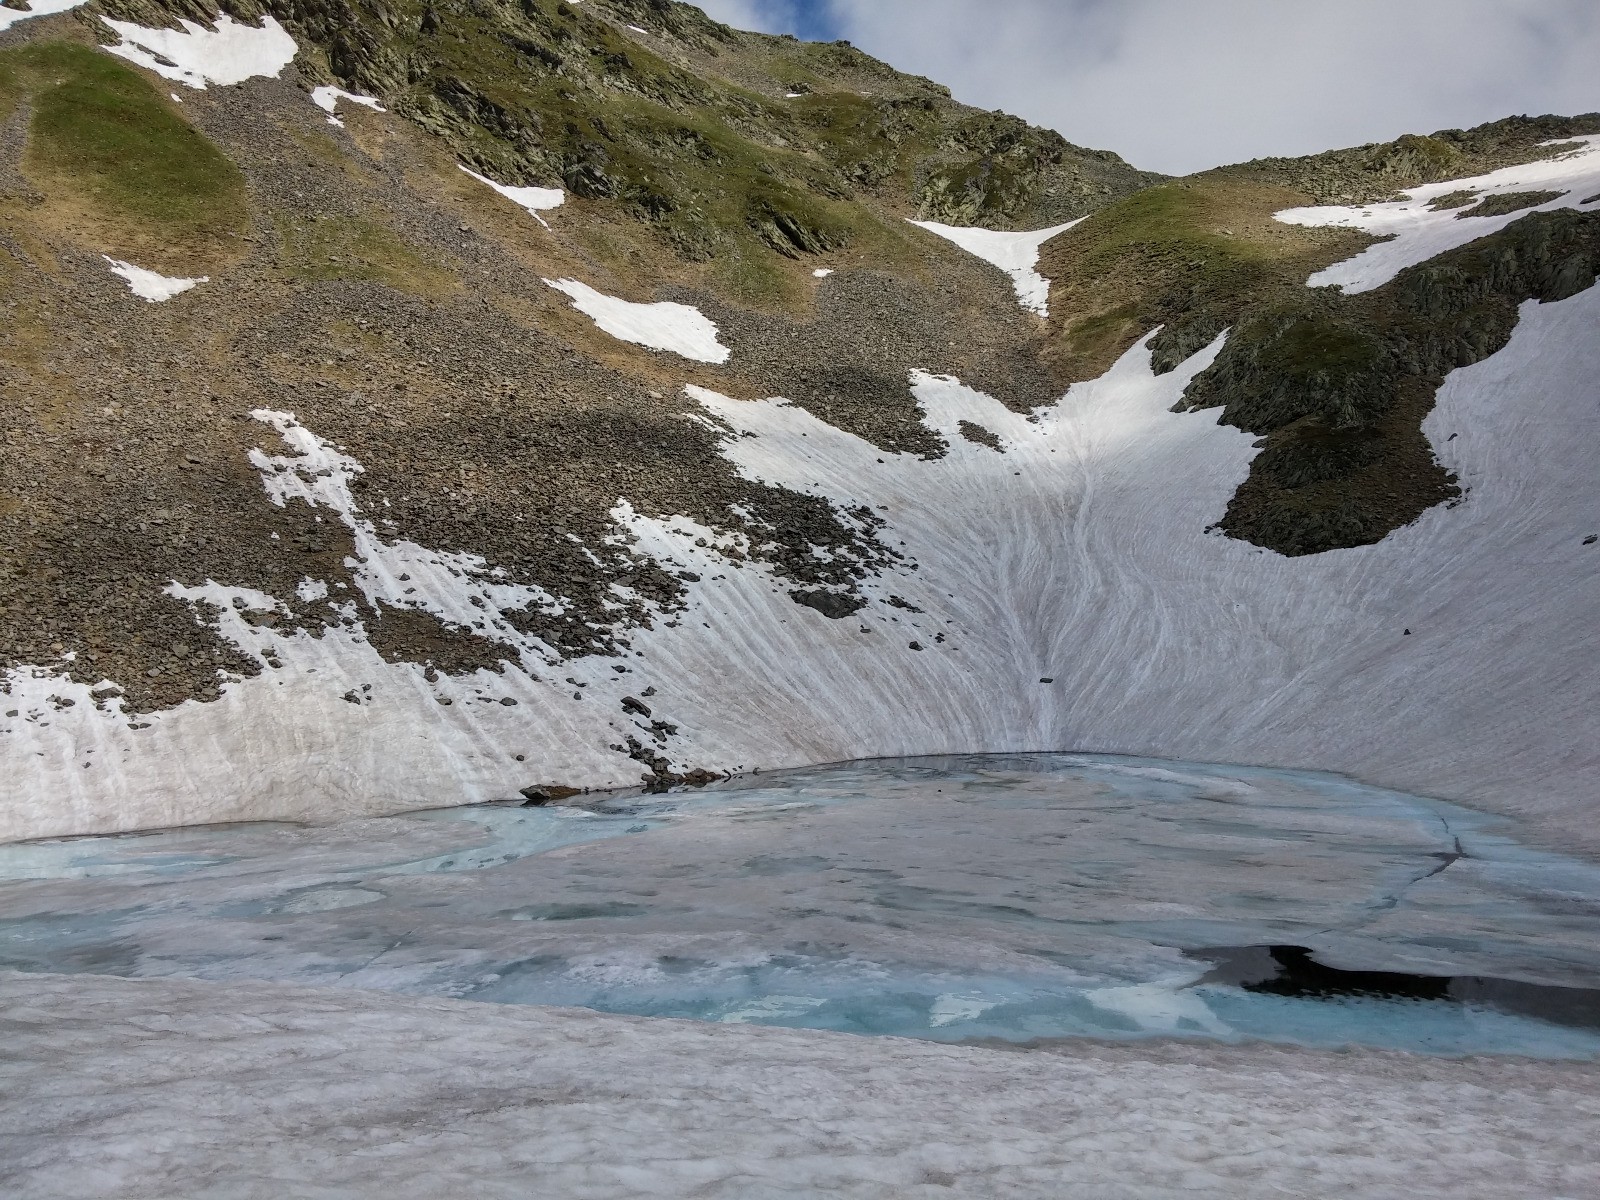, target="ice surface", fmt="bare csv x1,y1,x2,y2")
544,277,732,362
1276,134,1600,292
309,84,384,127
909,218,1081,314
0,0,88,34
5,756,1599,1059
102,15,298,90
102,257,206,302
459,165,565,227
